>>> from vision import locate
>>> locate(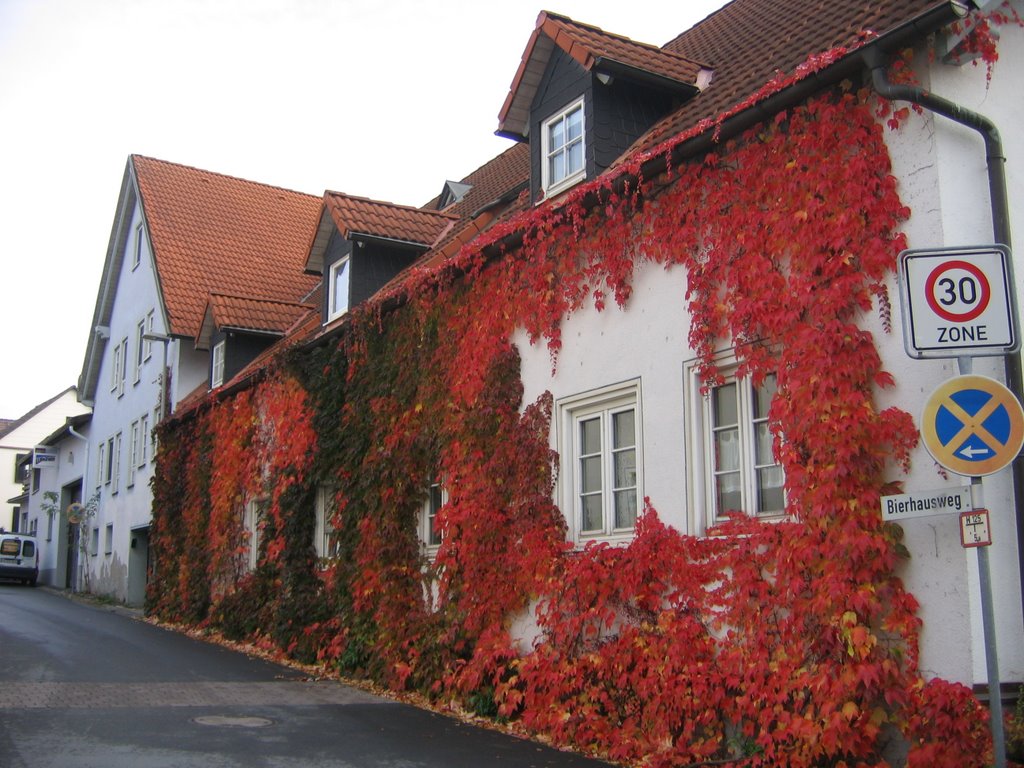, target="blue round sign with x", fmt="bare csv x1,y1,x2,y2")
923,375,1024,476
